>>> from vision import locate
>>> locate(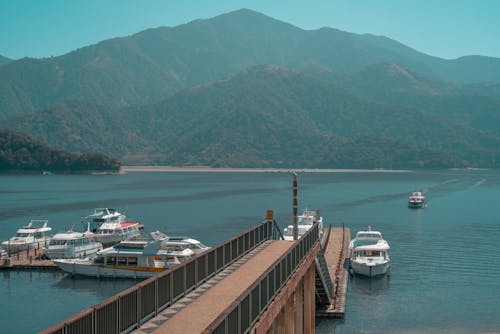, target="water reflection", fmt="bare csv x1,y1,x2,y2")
52,275,139,299
349,273,390,295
